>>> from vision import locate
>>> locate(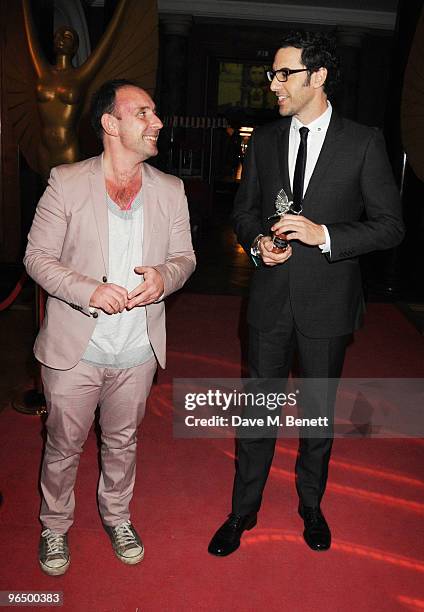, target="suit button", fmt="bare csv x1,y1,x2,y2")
92,311,98,318
102,276,107,283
